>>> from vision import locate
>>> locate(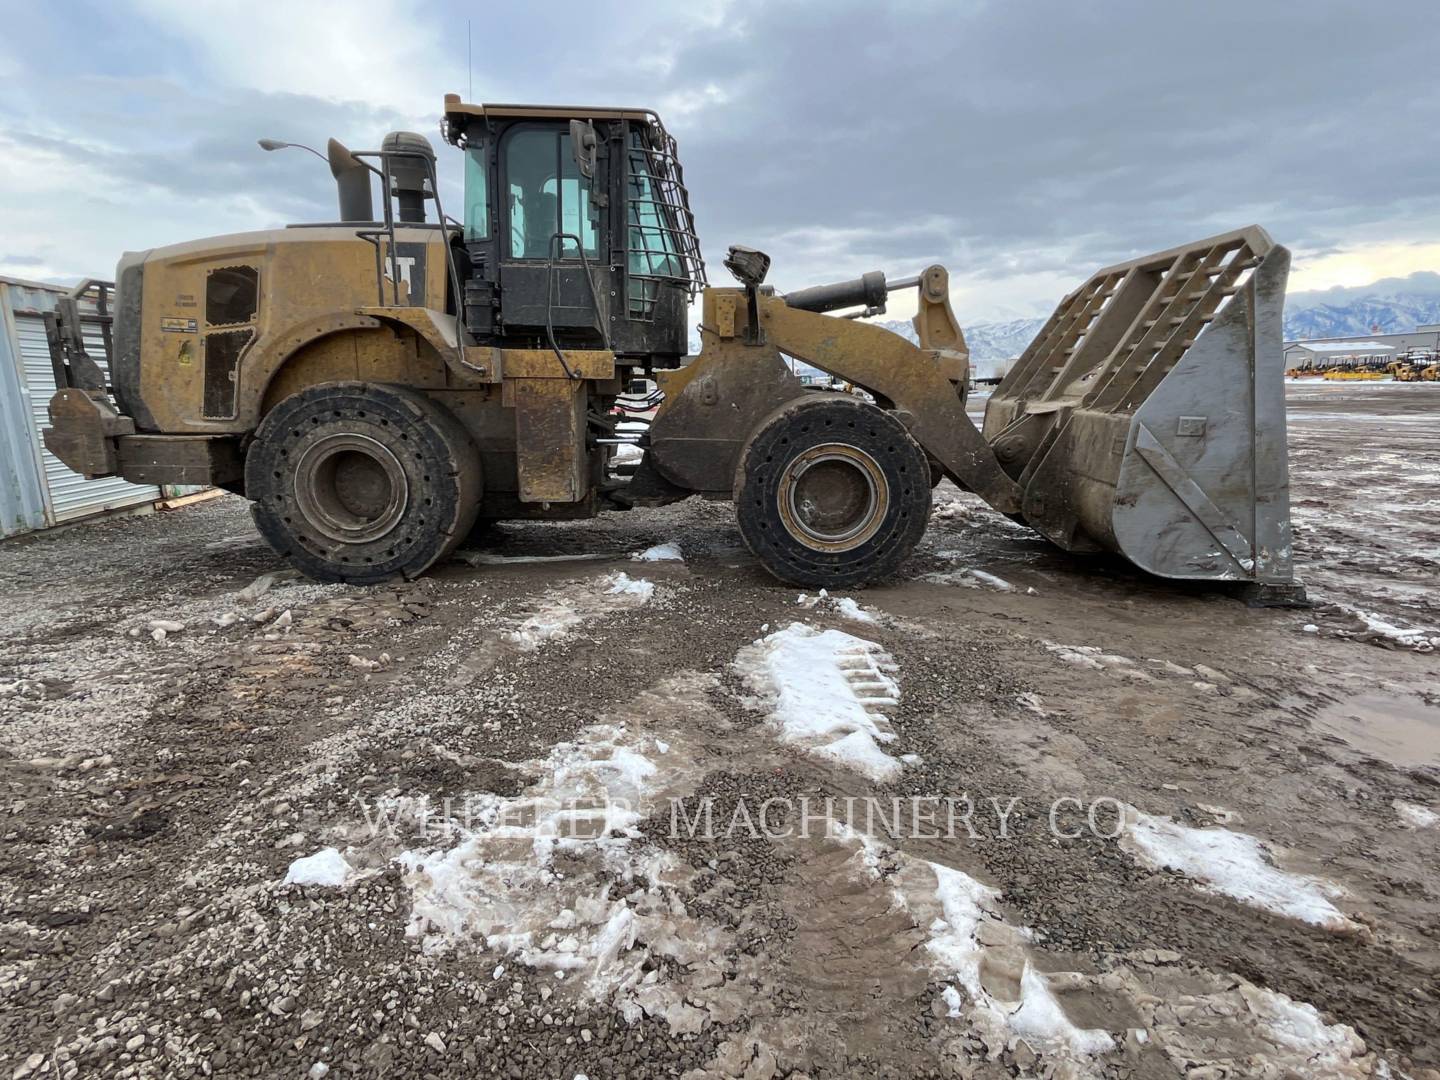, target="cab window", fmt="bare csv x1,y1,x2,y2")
504,129,598,260
463,143,489,240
